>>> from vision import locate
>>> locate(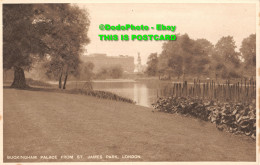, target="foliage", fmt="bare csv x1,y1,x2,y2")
240,34,256,77
3,4,49,88
146,53,158,76
3,4,91,89
77,61,95,81
153,97,256,139
158,34,211,79
211,36,242,79
109,65,123,78
3,4,47,71
148,33,255,80
68,88,135,104
95,65,123,79
214,36,240,66
40,4,90,89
